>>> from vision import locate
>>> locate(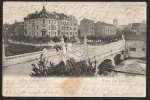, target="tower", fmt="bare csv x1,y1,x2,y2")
113,19,118,27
